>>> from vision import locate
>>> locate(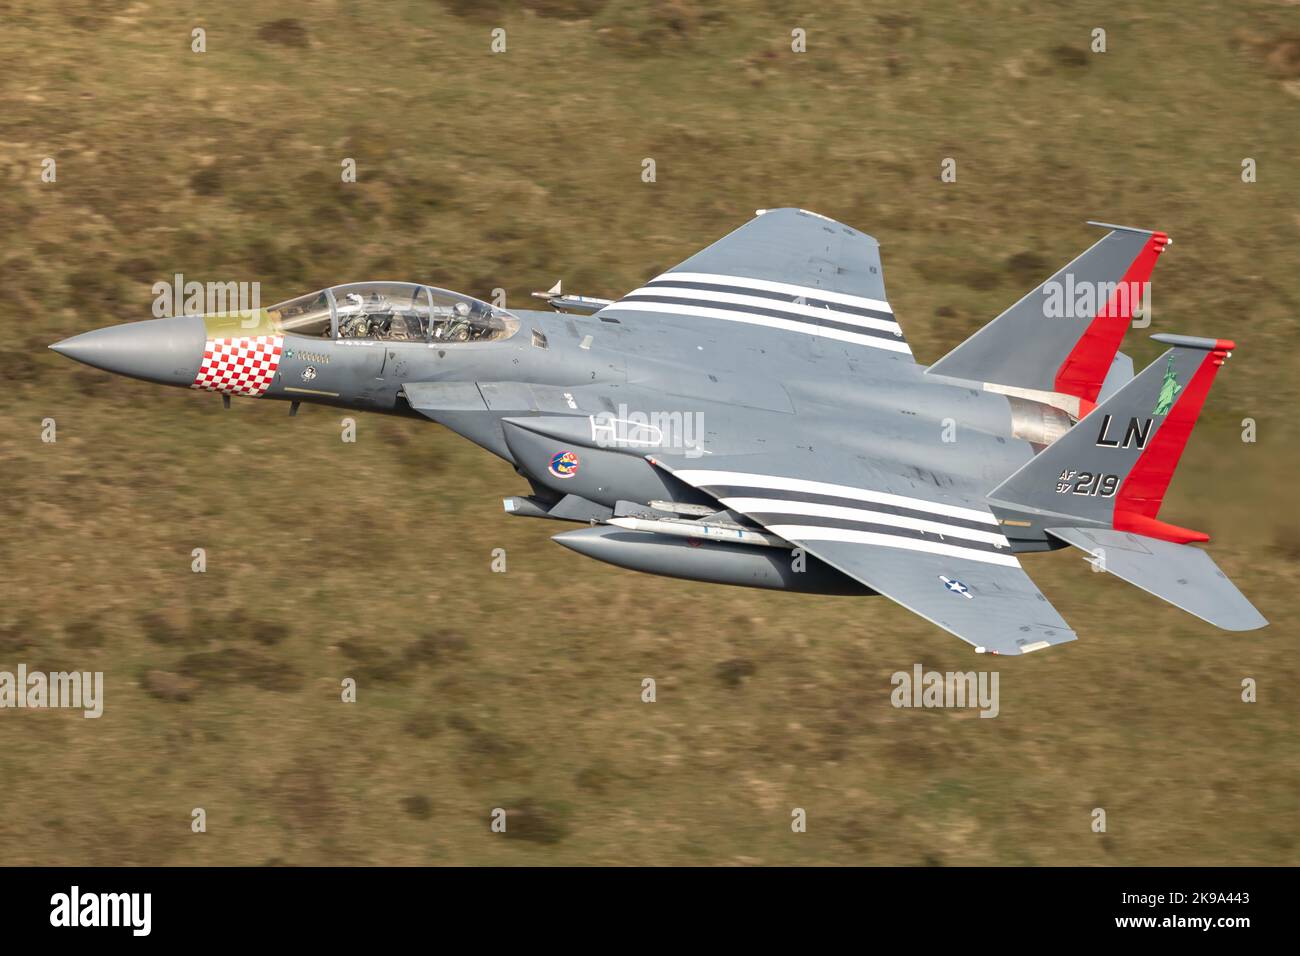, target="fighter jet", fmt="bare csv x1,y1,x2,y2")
50,209,1266,654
